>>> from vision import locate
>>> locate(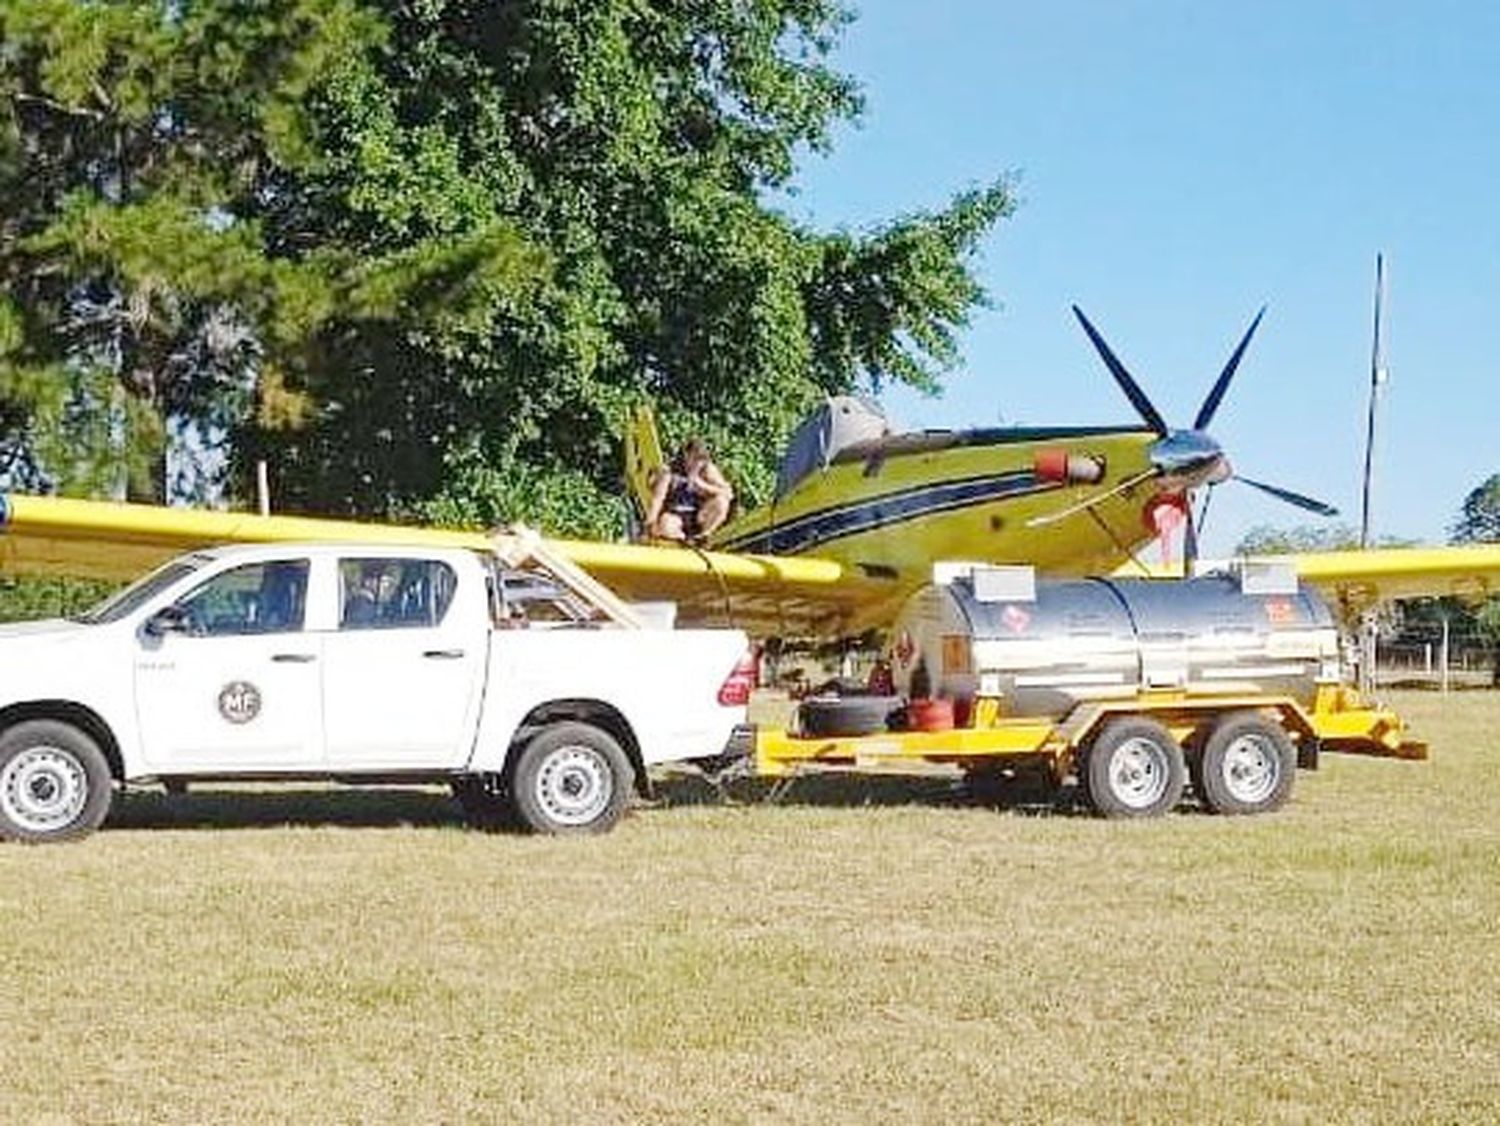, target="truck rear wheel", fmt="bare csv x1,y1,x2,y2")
1082,718,1185,819
0,720,114,843
1197,712,1296,815
510,722,633,835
